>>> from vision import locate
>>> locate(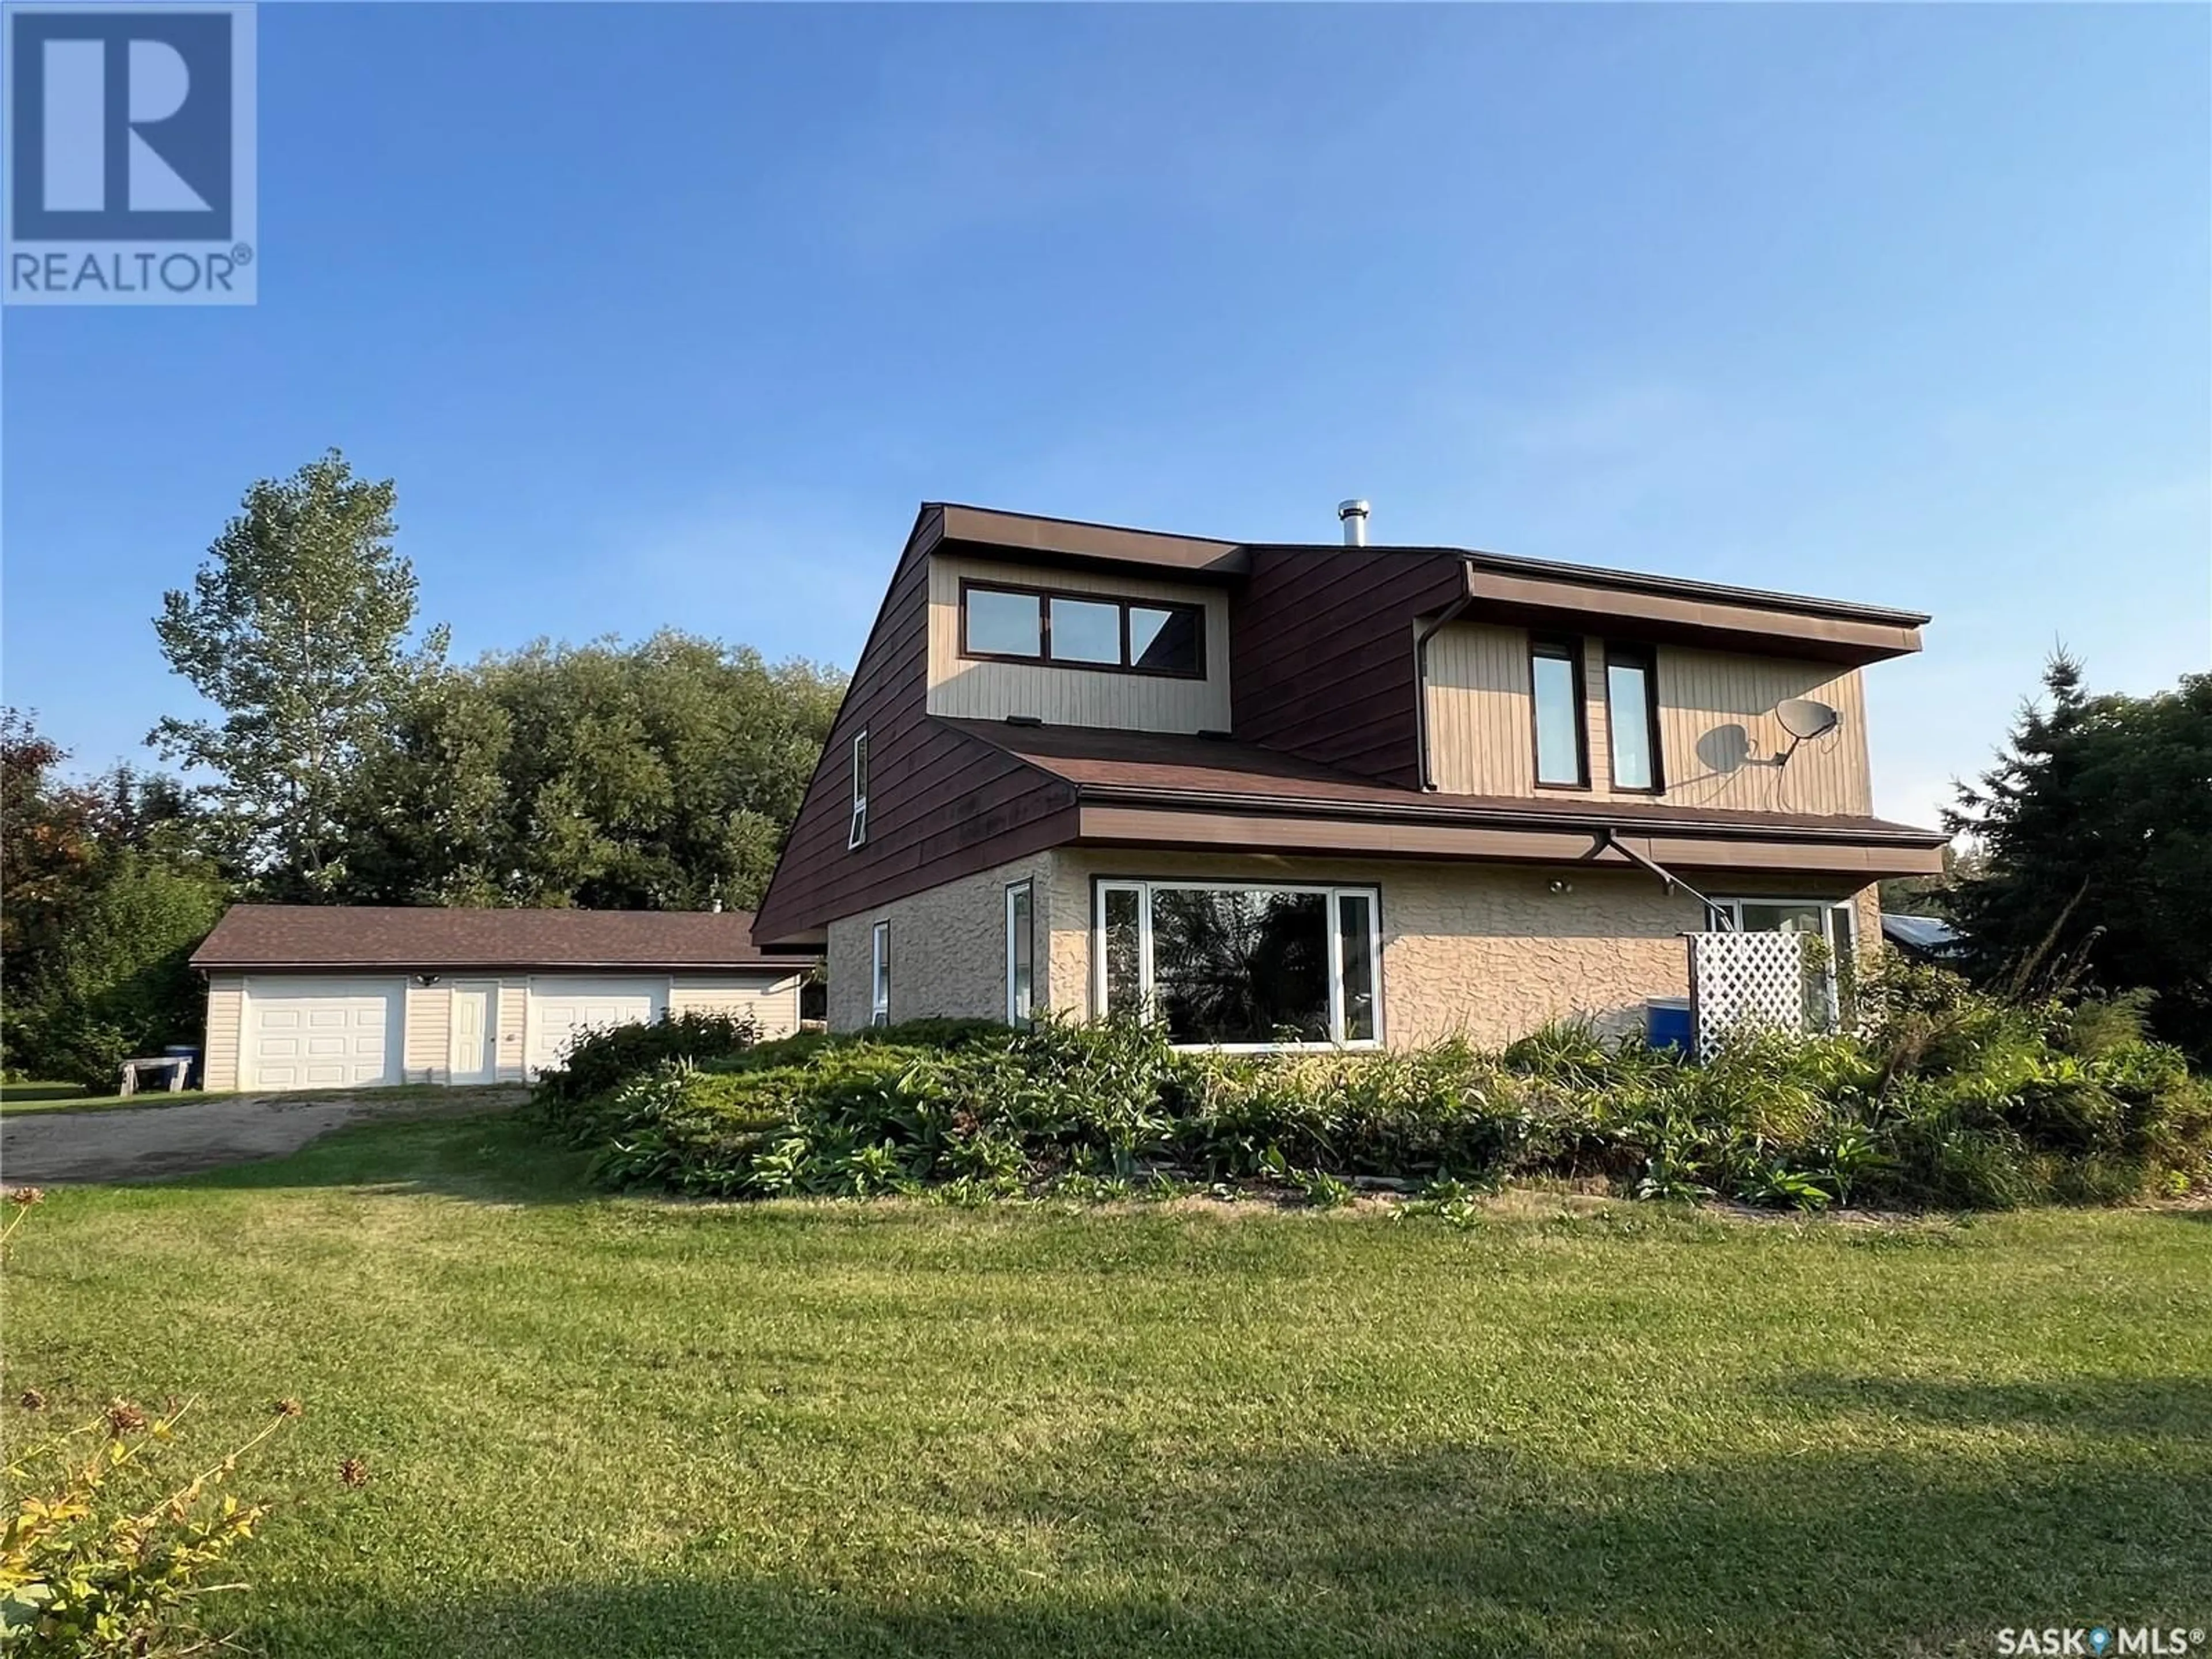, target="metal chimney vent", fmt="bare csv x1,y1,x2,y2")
1337,498,1371,547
